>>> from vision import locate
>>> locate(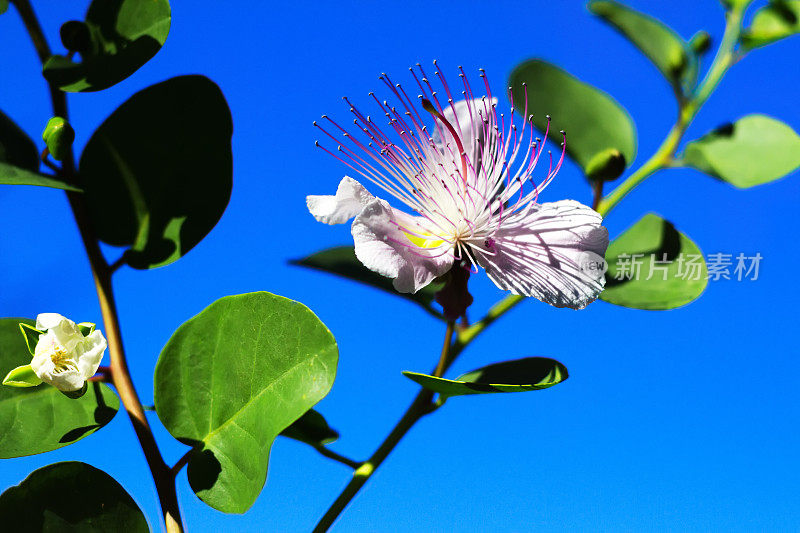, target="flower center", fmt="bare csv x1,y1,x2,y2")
50,344,77,374
404,231,445,249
